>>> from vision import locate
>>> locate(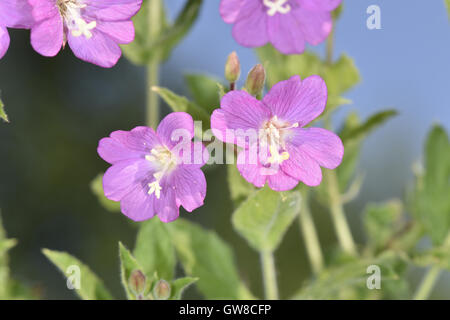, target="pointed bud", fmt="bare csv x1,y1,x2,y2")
245,64,266,97
129,270,146,296
225,51,241,84
153,279,171,300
